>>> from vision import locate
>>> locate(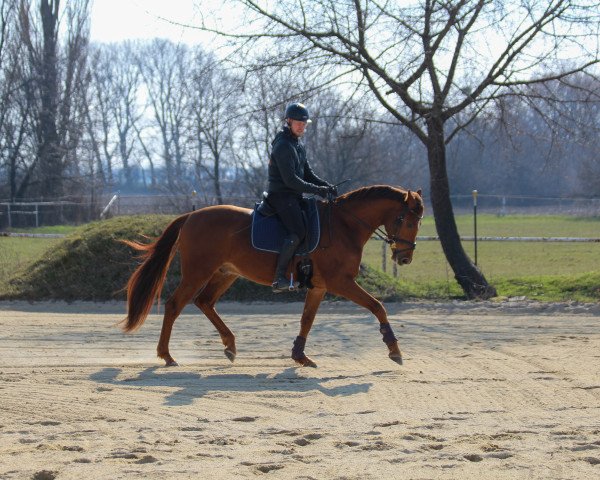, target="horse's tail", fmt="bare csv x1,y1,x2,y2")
121,214,190,332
